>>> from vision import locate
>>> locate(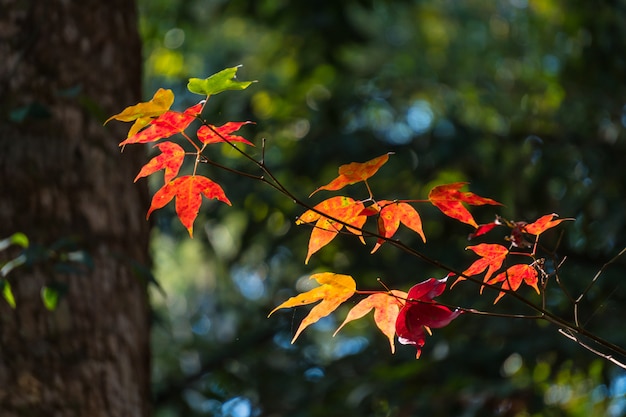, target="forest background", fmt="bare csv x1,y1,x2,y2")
141,1,626,416
2,1,626,416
